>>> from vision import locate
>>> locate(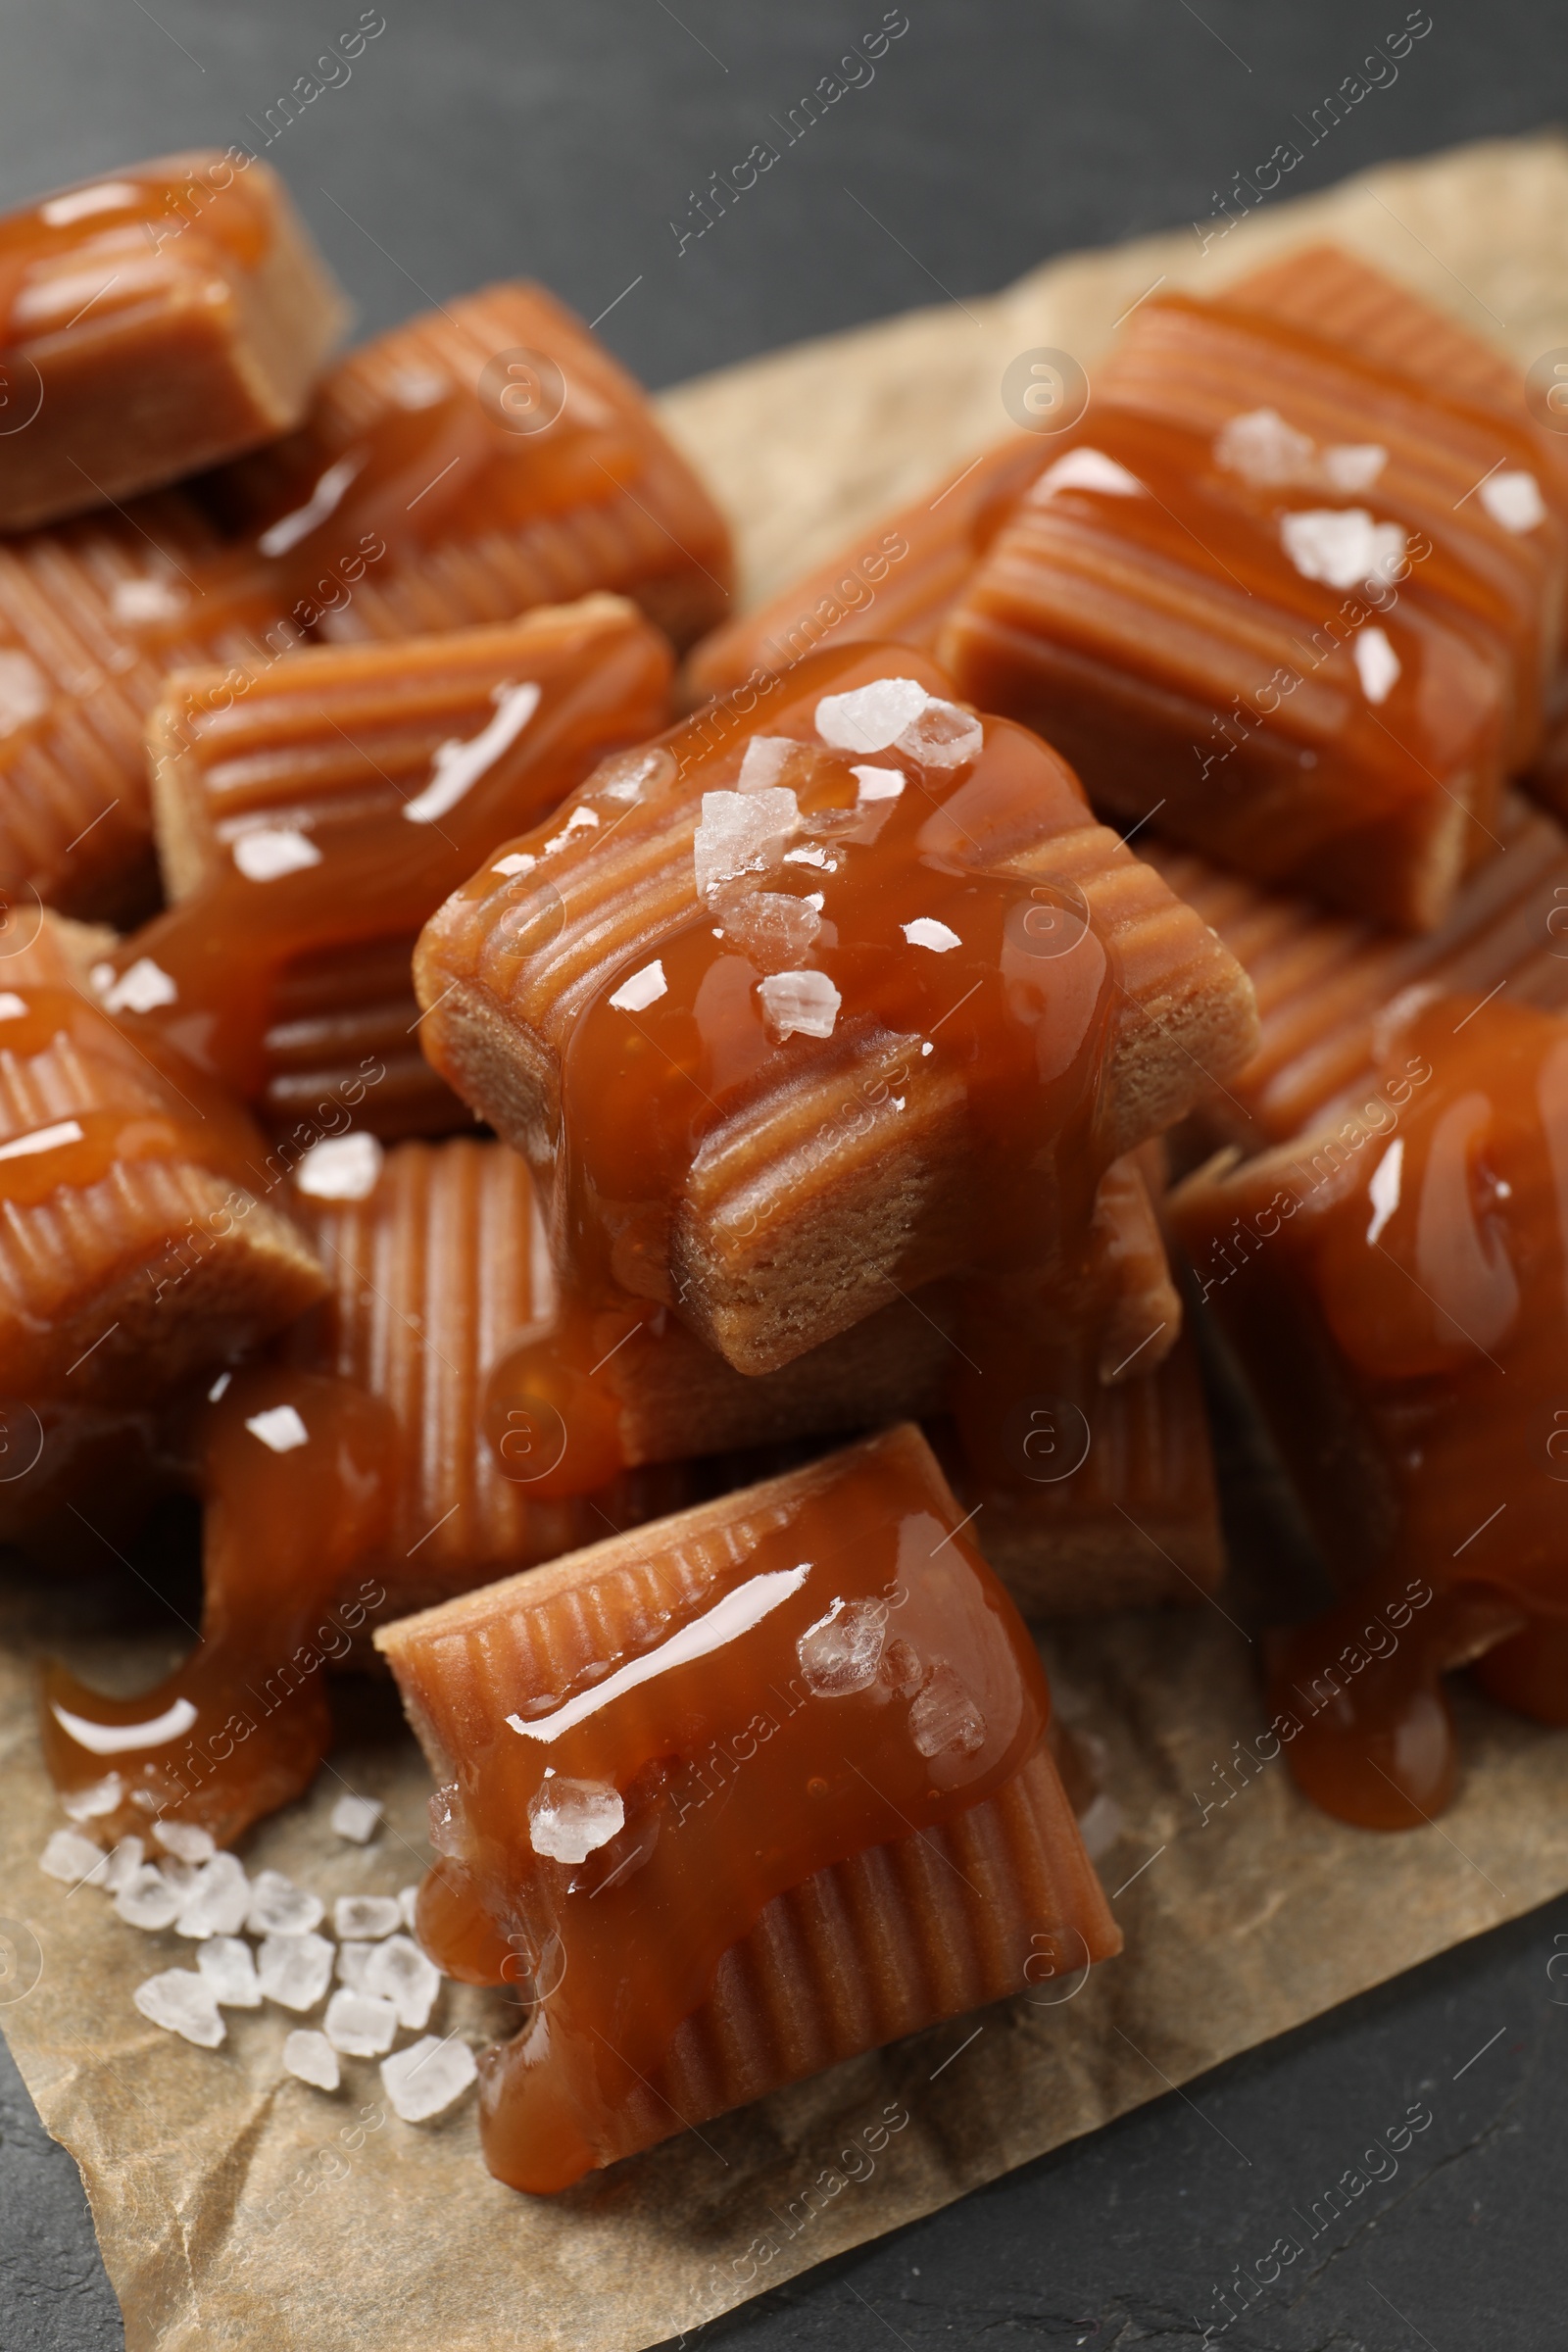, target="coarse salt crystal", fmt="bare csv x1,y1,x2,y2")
908,1662,987,1758
398,1885,420,1932
363,1935,442,2032
490,851,536,877
283,2029,340,2092
323,1986,399,2058
98,1836,146,1894
335,1940,376,1991
294,1132,383,1201
245,1403,309,1454
693,785,800,900
380,2034,478,2124
134,1969,225,2048
851,763,905,802
39,1828,108,1886
257,1931,335,2012
333,1894,402,1940
528,1776,625,1866
607,958,666,1014
814,676,929,754
197,1936,262,2008
903,916,961,953
1030,447,1144,502
330,1792,381,1844
115,1864,181,1931
758,968,841,1043
152,1819,215,1865
1480,468,1546,533
245,1870,323,1936
61,1774,122,1822
233,826,322,883
174,1851,250,1939
98,956,177,1015
1353,626,1401,706
797,1597,887,1696
1280,508,1406,591
737,736,797,789
894,698,983,770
